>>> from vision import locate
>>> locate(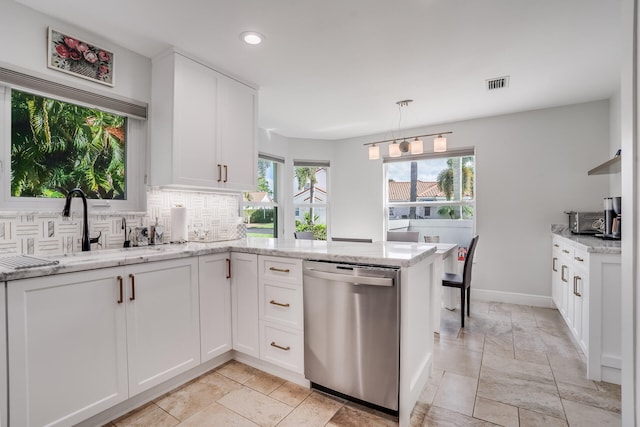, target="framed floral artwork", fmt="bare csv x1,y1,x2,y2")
47,27,115,87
